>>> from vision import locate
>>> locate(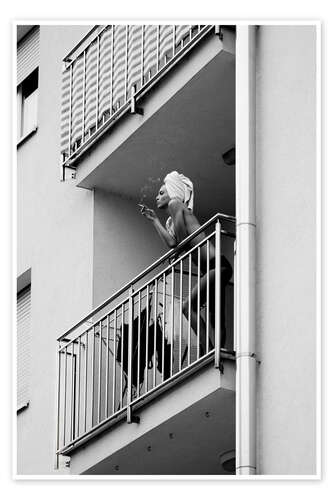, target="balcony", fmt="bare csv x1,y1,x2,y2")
60,25,236,218
56,214,236,474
